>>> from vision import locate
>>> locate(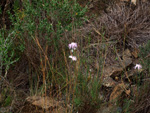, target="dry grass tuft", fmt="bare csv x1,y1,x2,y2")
80,2,150,49
130,81,150,113
73,1,150,67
